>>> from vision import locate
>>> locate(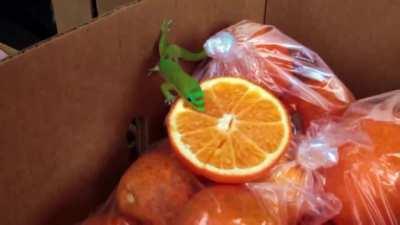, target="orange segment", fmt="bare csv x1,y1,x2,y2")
167,77,291,183
201,137,235,169
236,121,284,152
237,99,282,122
203,89,224,117
176,111,216,134
231,131,266,168
211,82,249,112
232,90,262,114
181,128,222,153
